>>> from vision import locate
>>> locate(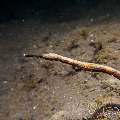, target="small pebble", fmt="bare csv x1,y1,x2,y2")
3,81,7,84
